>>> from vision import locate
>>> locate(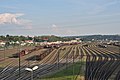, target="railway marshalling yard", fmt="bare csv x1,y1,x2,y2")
0,42,120,80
